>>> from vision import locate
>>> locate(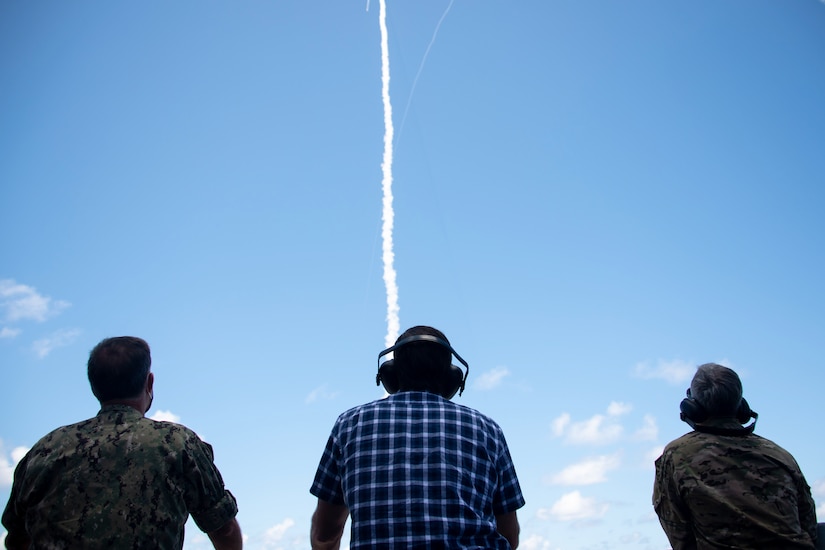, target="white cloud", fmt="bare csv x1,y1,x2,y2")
11,447,27,464
643,445,664,469
0,327,21,339
552,404,625,445
263,518,295,547
0,440,30,488
565,415,621,445
305,385,339,404
473,366,510,391
31,328,81,358
607,401,632,416
150,410,181,423
551,413,570,437
520,534,555,550
537,490,609,522
0,279,70,323
548,453,621,486
633,414,658,441
183,531,211,549
633,359,694,385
